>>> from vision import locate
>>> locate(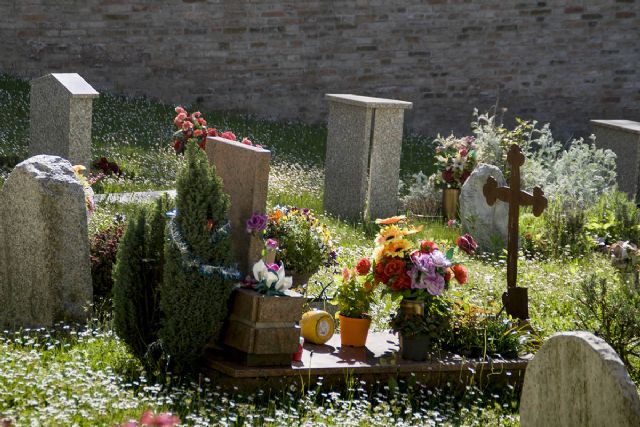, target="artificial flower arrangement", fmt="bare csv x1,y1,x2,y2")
245,258,293,296
434,135,478,189
361,216,468,299
246,206,337,277
172,106,261,154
